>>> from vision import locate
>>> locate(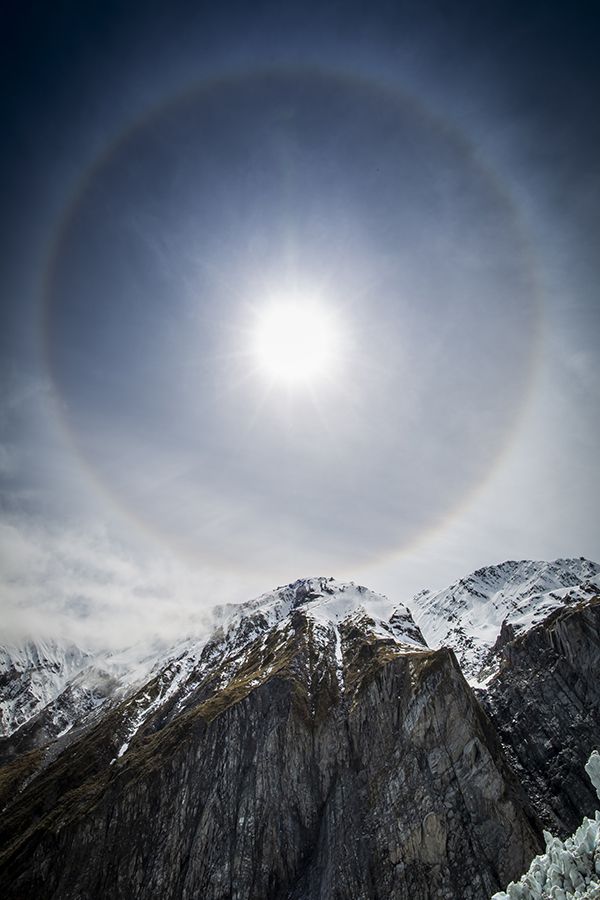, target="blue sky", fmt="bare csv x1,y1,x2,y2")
1,1,598,645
